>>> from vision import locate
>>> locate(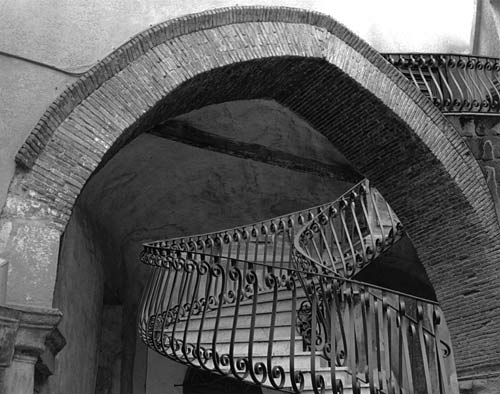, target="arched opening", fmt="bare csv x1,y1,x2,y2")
52,99,440,392
53,99,360,392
